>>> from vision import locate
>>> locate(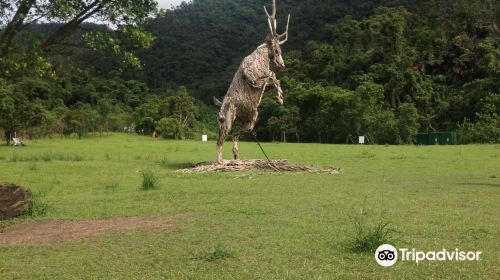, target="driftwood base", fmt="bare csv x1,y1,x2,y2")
176,159,341,174
0,183,31,220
